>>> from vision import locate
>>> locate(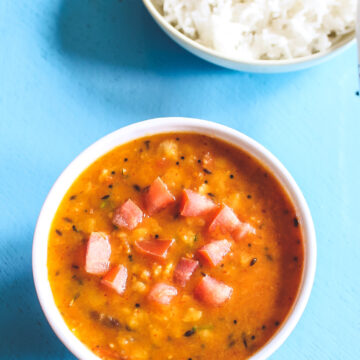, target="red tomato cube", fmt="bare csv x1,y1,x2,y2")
148,283,178,305
134,238,174,260
101,265,128,295
194,276,233,306
173,257,199,287
208,204,241,234
85,232,111,275
180,189,217,217
232,222,256,241
144,177,175,215
197,240,231,267
112,199,143,230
